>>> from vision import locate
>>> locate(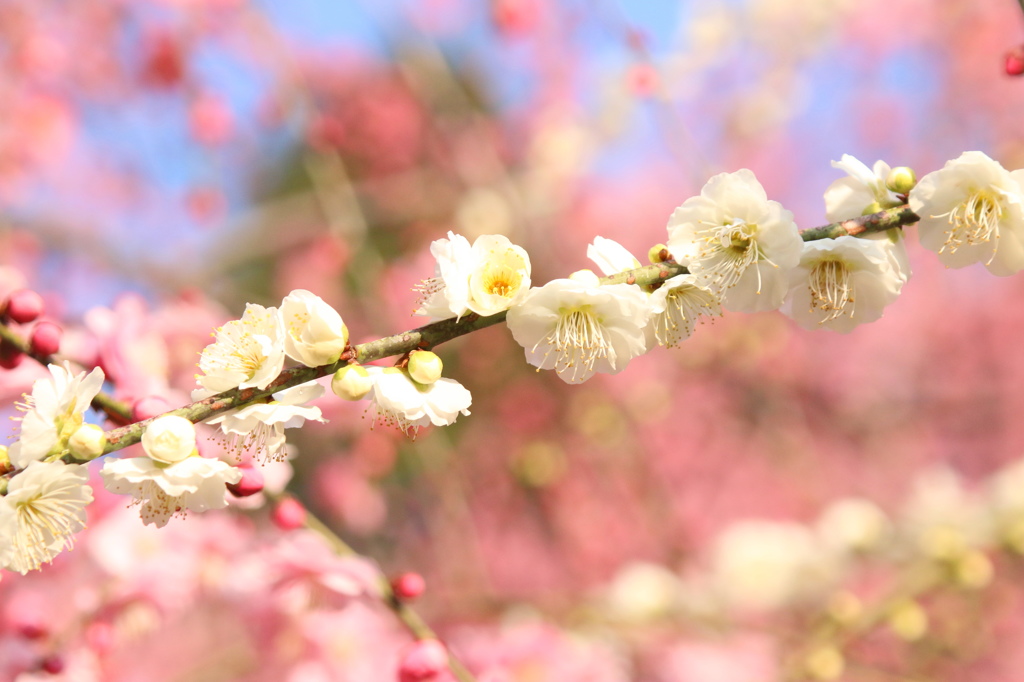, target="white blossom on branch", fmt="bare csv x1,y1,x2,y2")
909,151,1024,276
666,169,803,313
